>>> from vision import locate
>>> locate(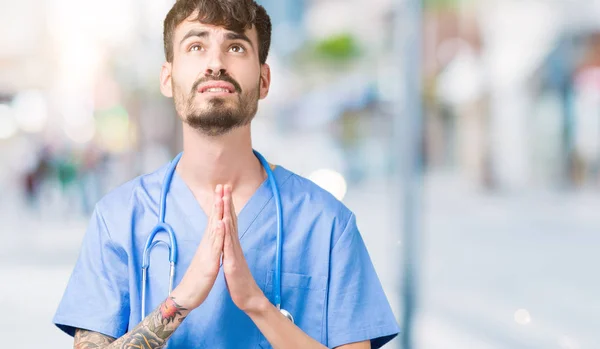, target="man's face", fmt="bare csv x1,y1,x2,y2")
160,13,270,136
